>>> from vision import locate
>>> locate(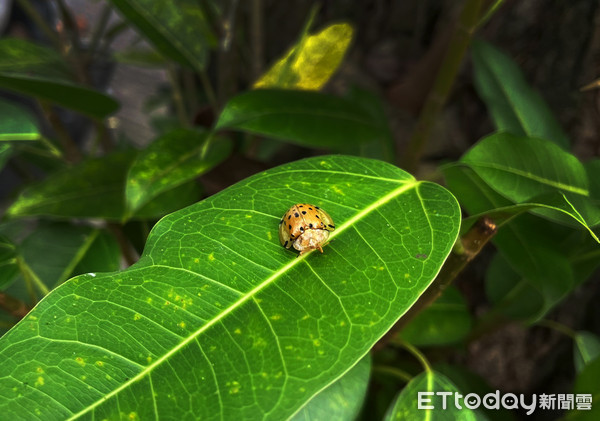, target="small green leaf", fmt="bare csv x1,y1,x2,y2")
0,39,118,118
126,129,230,213
19,223,120,289
397,287,472,346
384,371,487,421
108,0,214,72
0,75,120,119
574,331,600,374
8,151,135,220
0,155,460,419
461,133,589,202
255,23,353,90
133,180,202,219
445,166,579,322
0,38,72,79
292,355,370,420
216,89,384,148
472,39,570,149
0,99,41,141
